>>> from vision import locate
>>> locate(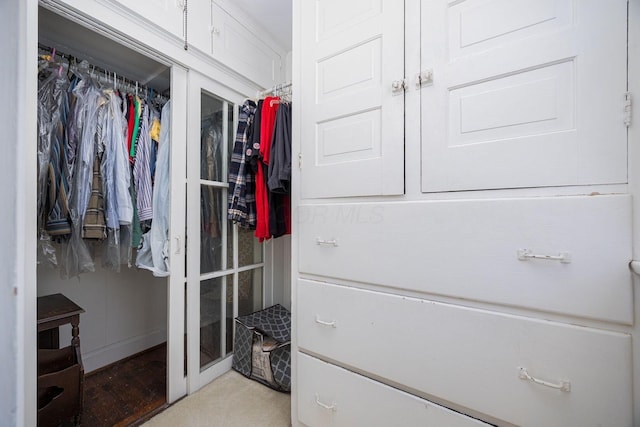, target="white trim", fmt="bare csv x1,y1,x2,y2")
17,0,39,425
200,180,230,188
627,0,640,423
290,0,302,424
263,240,275,307
168,64,189,403
186,71,203,395
197,355,234,389
199,264,266,282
